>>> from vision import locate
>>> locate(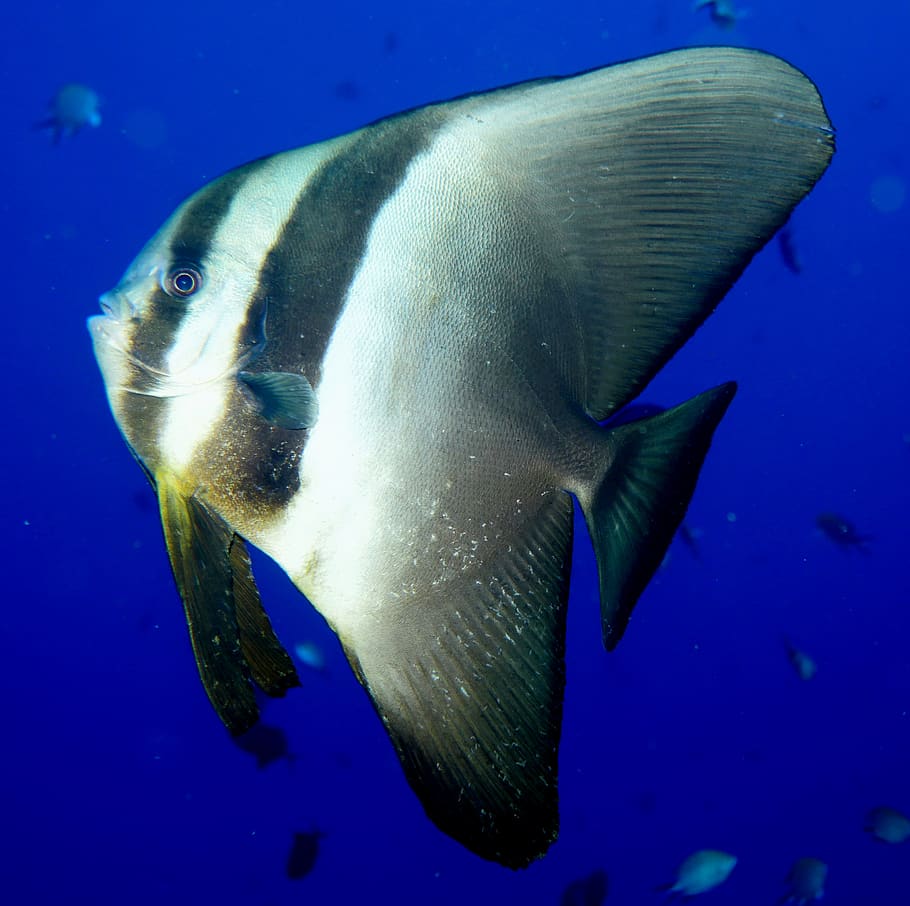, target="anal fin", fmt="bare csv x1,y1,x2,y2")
340,491,574,868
